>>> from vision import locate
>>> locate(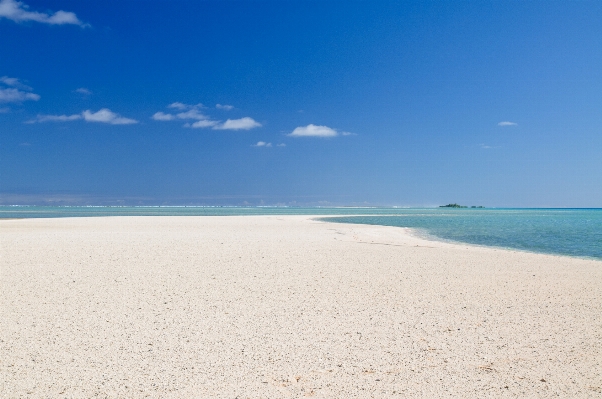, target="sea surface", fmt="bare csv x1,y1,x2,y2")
1,206,601,260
